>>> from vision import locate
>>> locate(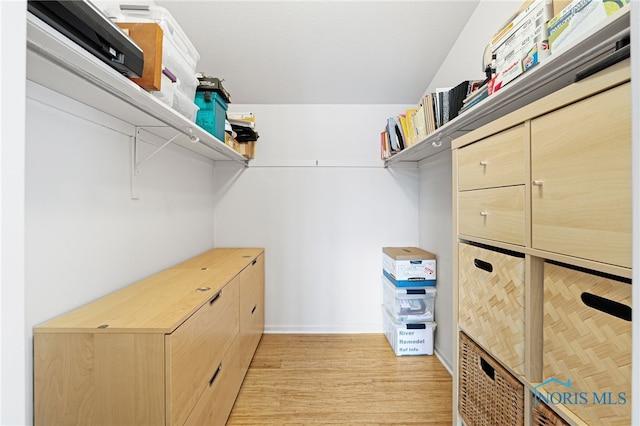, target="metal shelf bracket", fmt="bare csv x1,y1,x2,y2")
131,127,200,199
